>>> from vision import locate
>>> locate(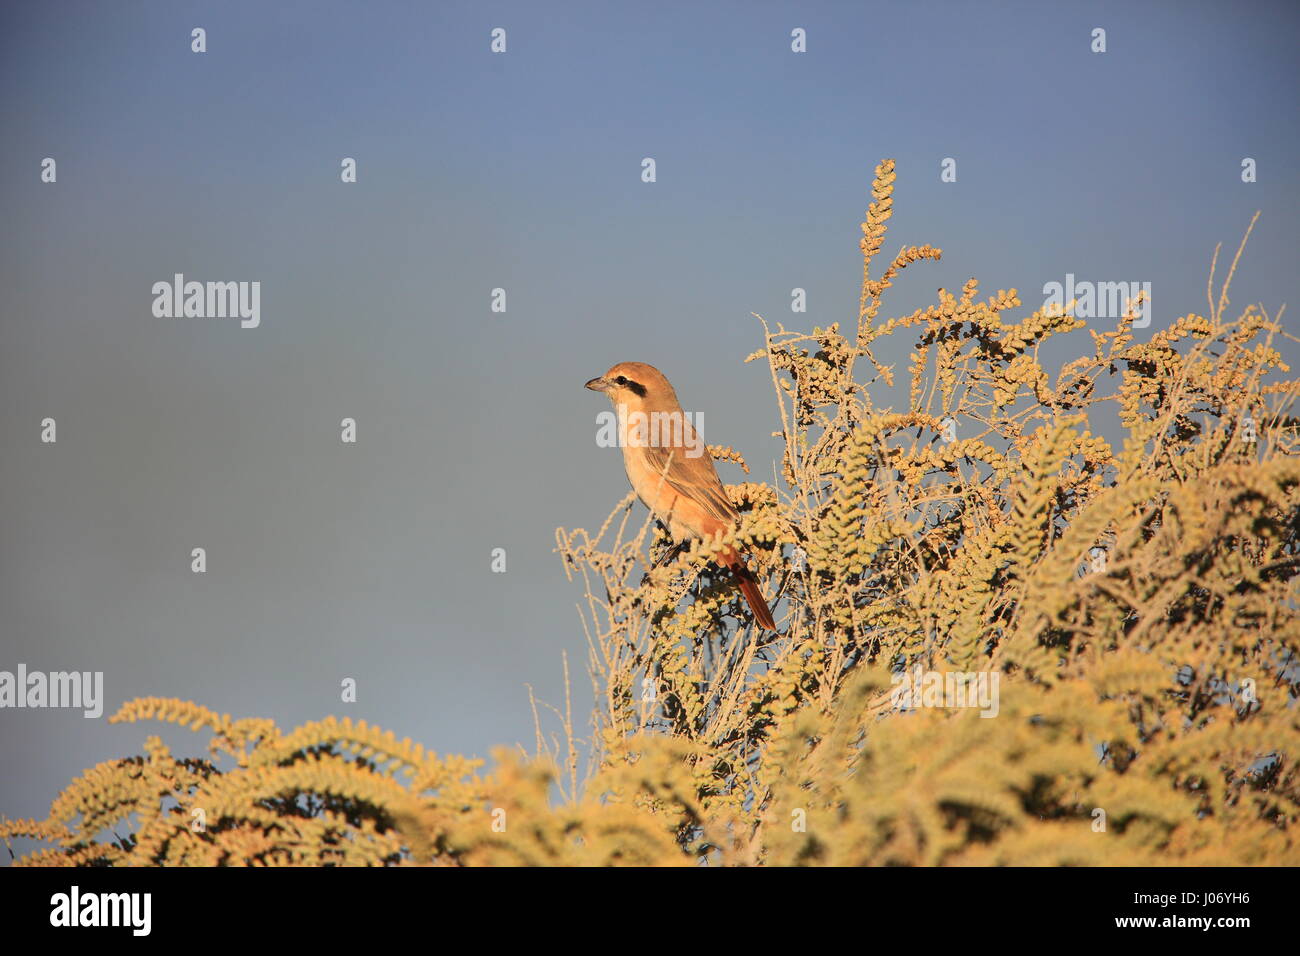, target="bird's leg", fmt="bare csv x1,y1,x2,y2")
639,539,687,590
651,539,688,570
